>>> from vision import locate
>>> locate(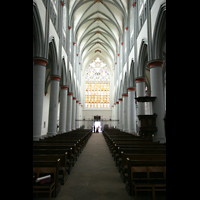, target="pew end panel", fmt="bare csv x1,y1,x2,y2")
33,167,56,200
